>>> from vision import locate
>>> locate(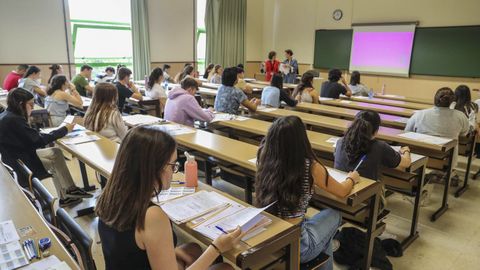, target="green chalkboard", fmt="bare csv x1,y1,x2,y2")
313,26,480,78
313,29,352,70
410,26,480,77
